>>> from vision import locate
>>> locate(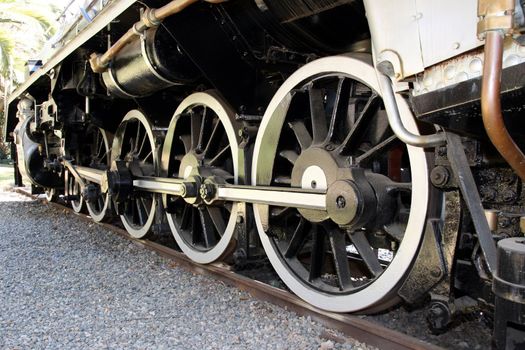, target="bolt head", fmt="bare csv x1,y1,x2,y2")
336,195,346,209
